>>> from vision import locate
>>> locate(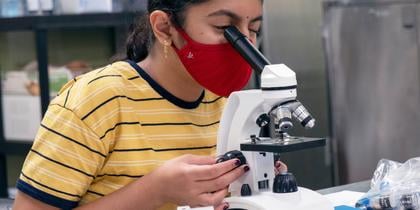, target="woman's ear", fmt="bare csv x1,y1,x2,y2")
149,10,173,45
